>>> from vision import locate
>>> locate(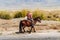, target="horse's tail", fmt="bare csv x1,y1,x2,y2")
19,21,22,32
